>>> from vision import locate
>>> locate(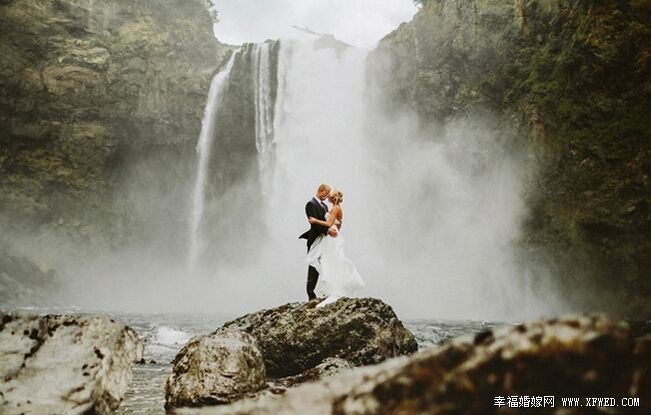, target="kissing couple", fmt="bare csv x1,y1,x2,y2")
299,184,366,308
